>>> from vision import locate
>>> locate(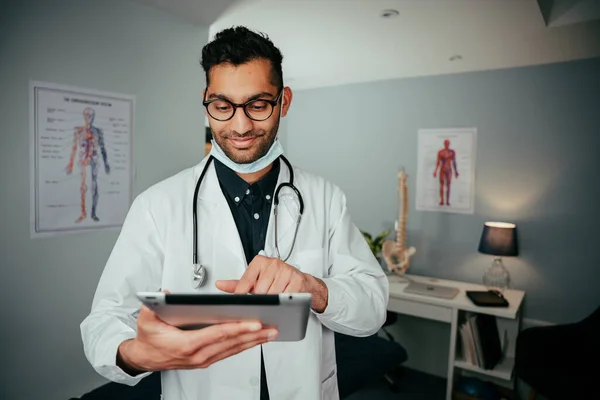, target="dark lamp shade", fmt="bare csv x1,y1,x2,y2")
478,222,518,257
